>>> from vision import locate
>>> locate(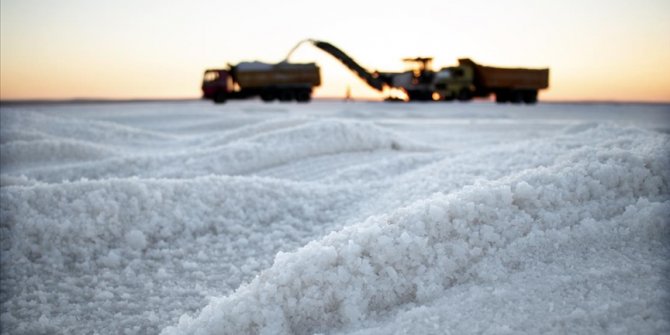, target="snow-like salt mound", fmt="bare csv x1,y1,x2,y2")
1,102,668,334
163,127,669,335
11,118,425,183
